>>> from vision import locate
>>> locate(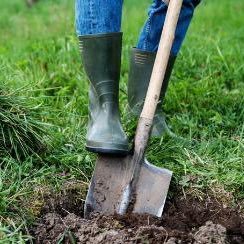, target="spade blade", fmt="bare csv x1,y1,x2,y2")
84,154,172,218
132,159,172,217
